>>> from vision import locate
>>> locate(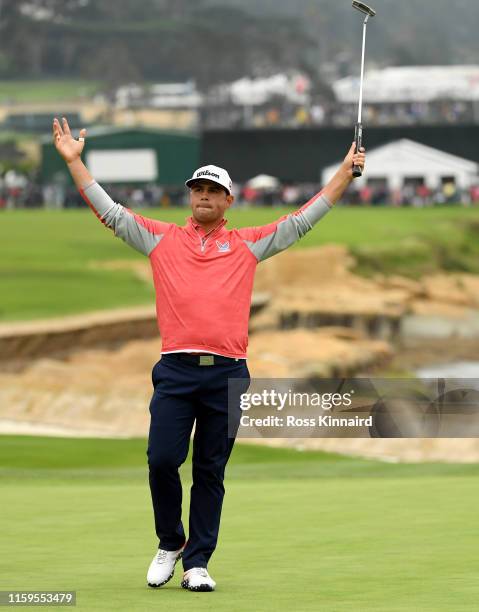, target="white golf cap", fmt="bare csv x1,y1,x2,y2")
185,164,233,195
